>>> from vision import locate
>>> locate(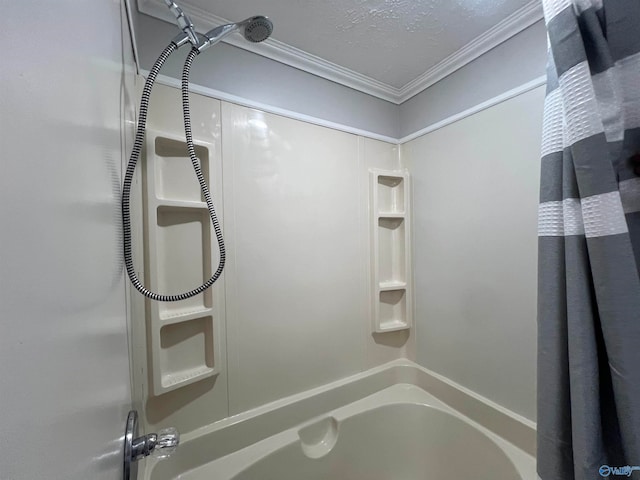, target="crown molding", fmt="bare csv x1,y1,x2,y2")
137,0,543,105
137,0,401,103
397,0,544,103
